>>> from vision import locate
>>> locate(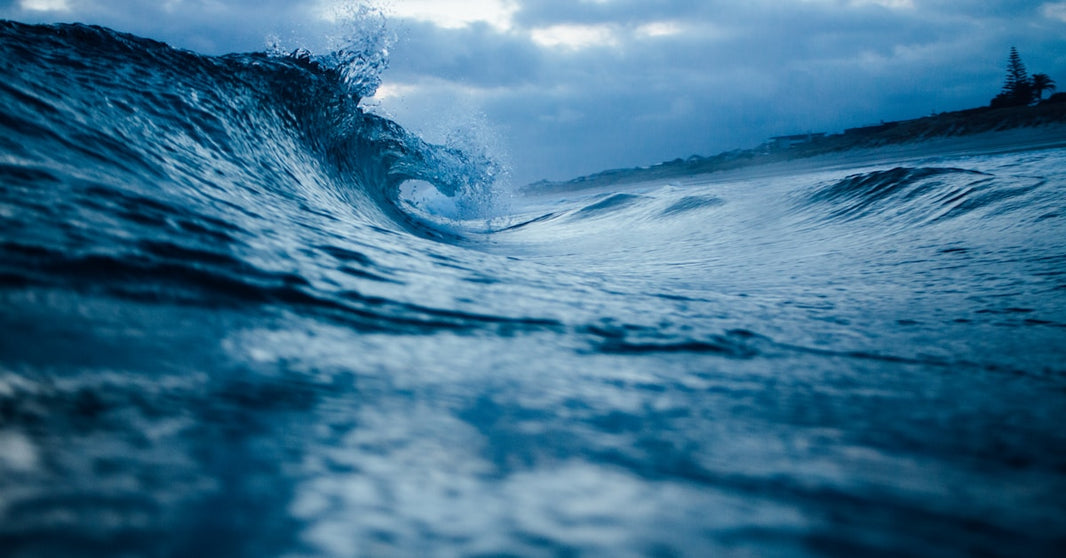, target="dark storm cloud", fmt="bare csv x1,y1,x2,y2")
3,0,1065,184
388,20,543,87
418,0,1065,182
